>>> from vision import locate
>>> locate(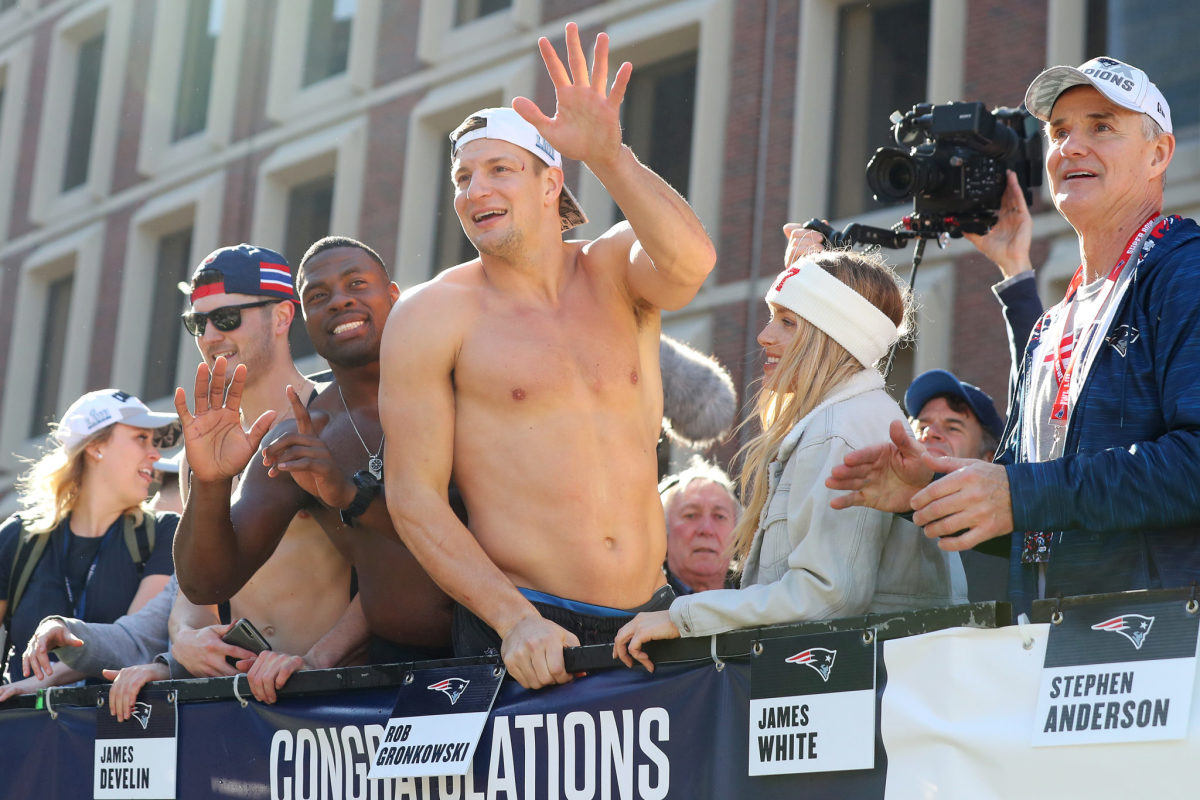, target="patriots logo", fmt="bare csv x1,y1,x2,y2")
130,701,153,730
427,677,470,705
785,647,837,682
1105,324,1140,357
1091,614,1155,650
1093,58,1133,78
